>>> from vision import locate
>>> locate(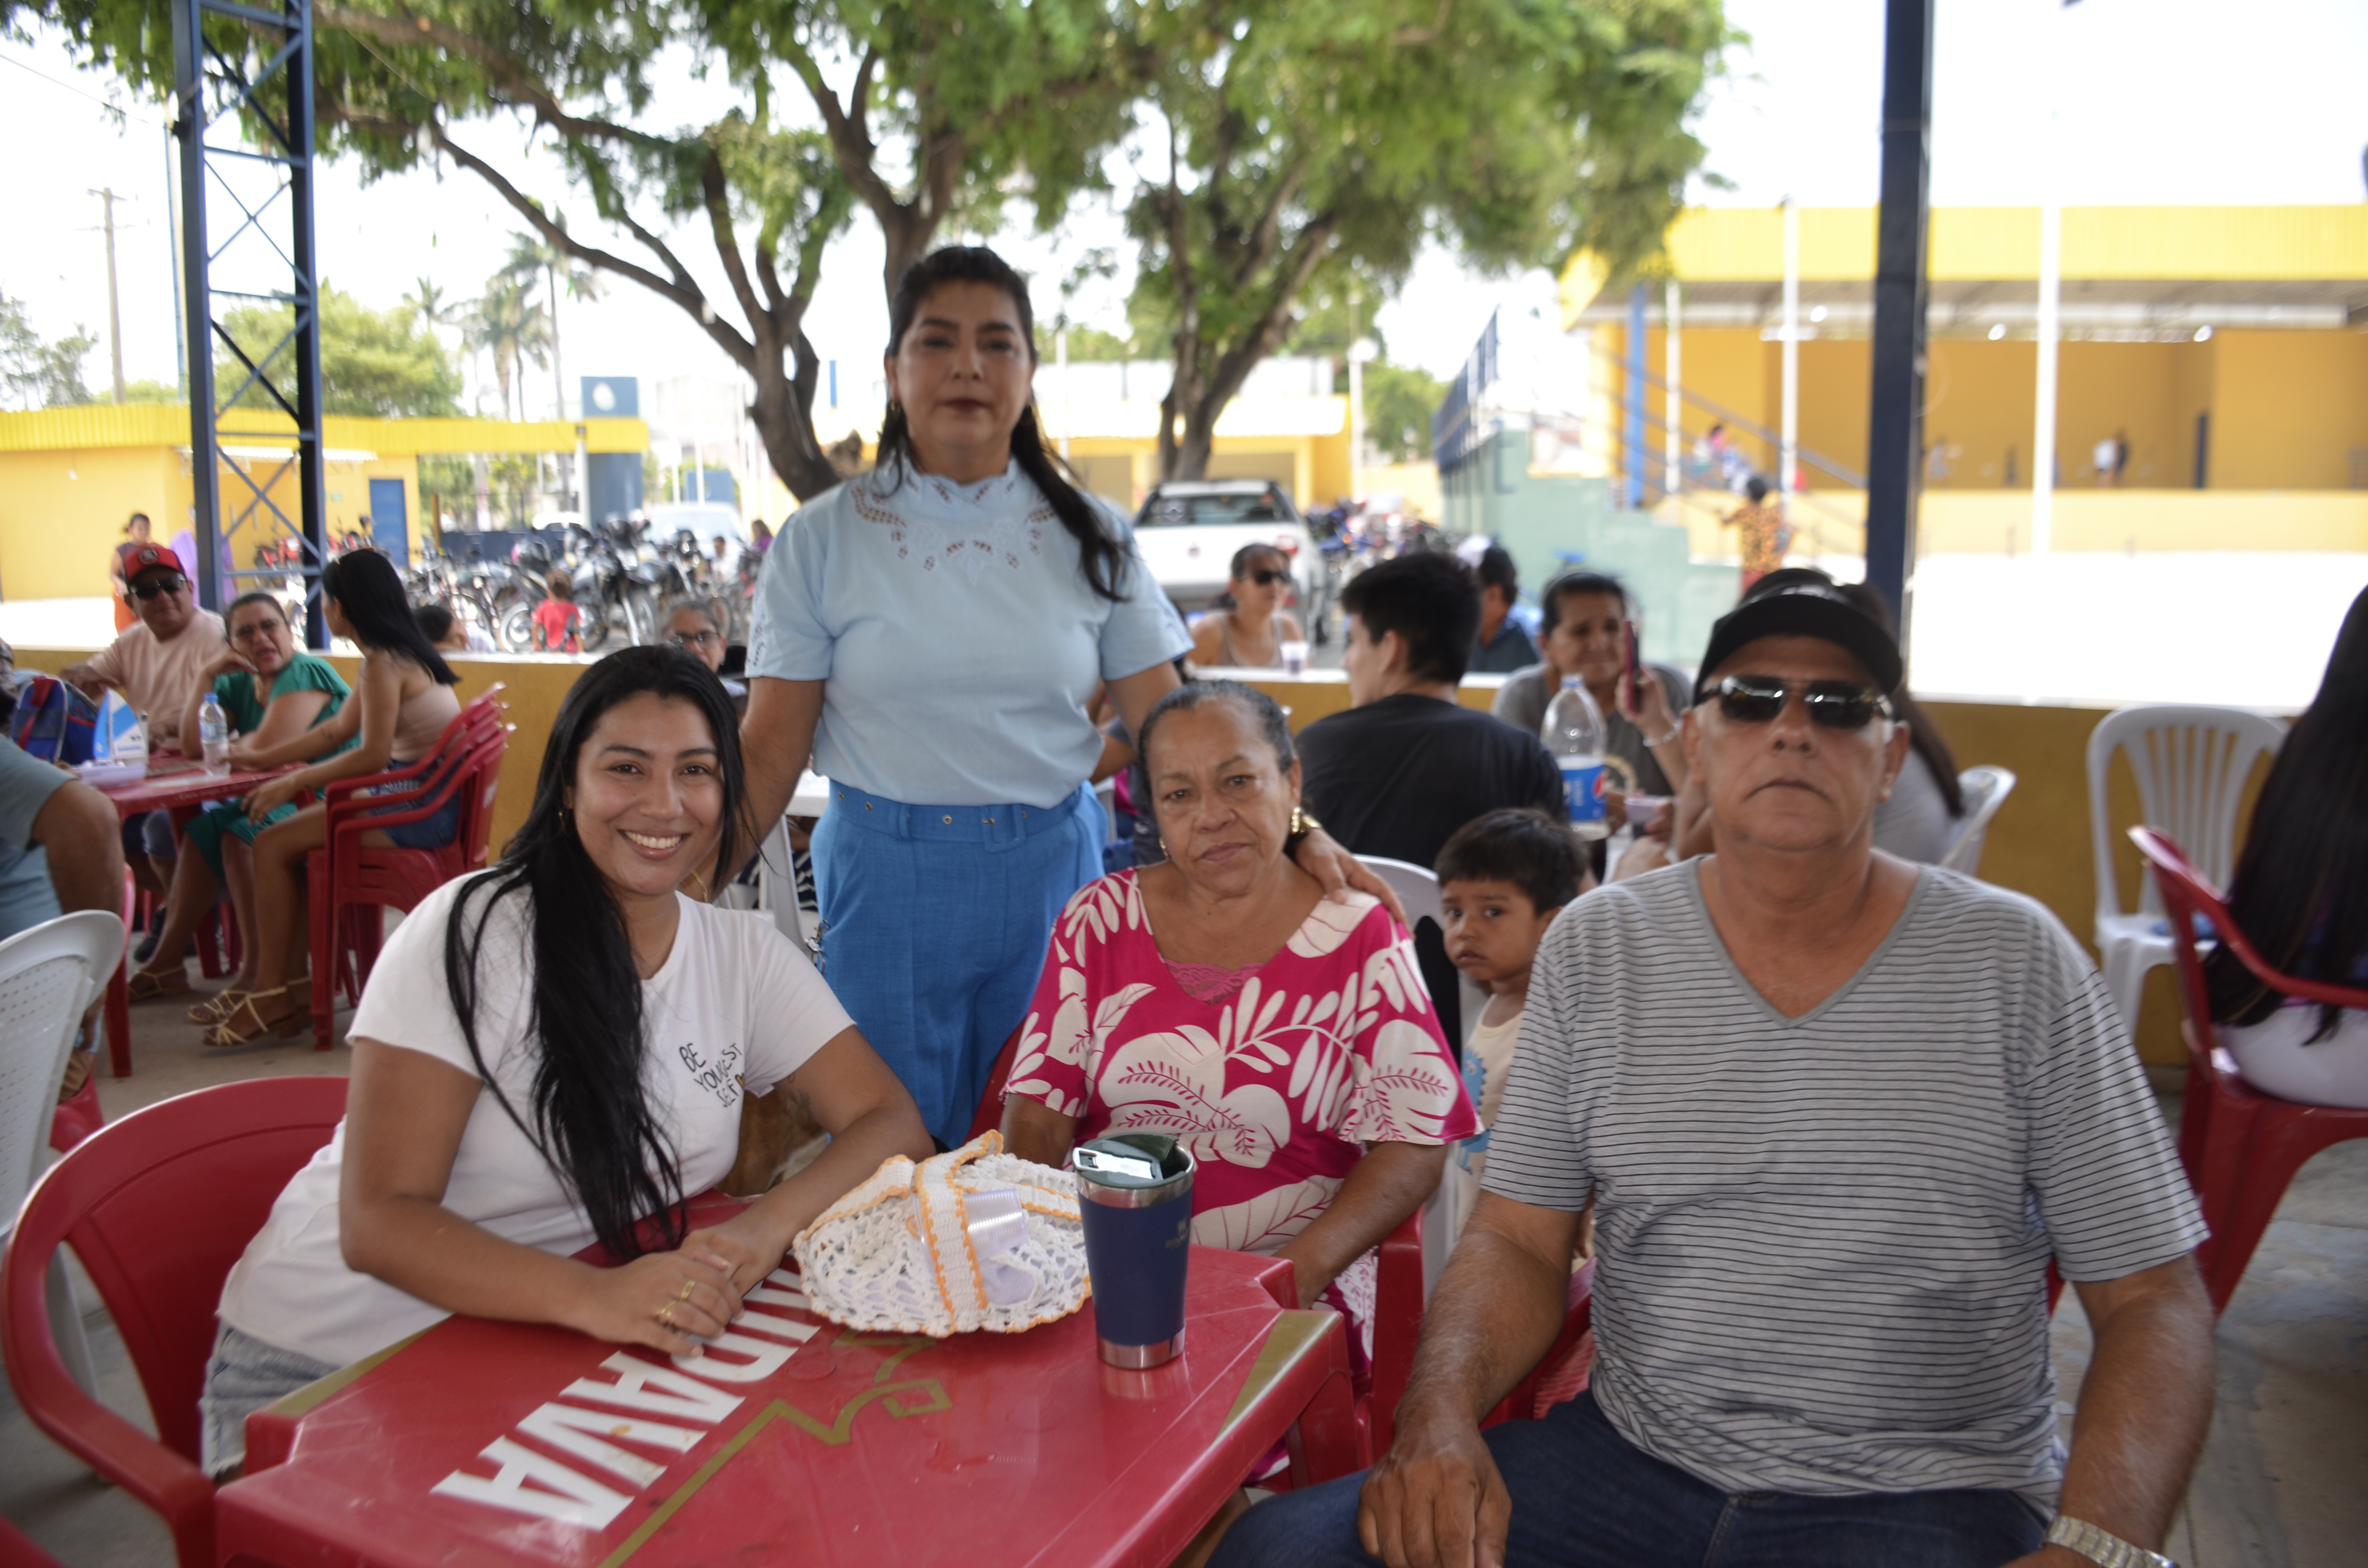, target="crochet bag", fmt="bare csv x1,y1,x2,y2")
793,1132,1089,1338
